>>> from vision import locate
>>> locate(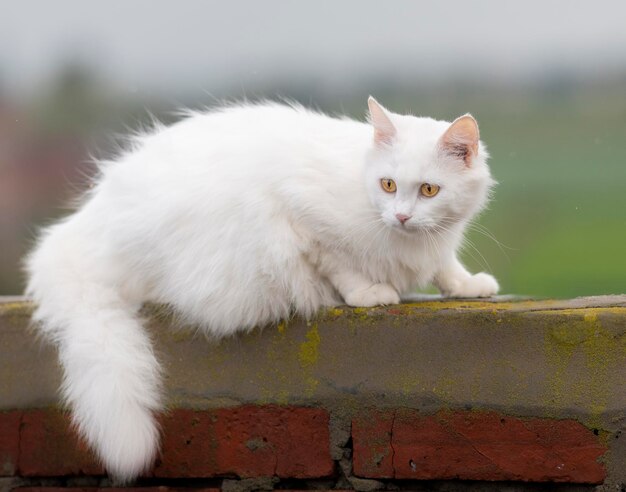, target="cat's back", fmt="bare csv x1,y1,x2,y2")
148,102,366,160
78,103,368,315
99,102,370,214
